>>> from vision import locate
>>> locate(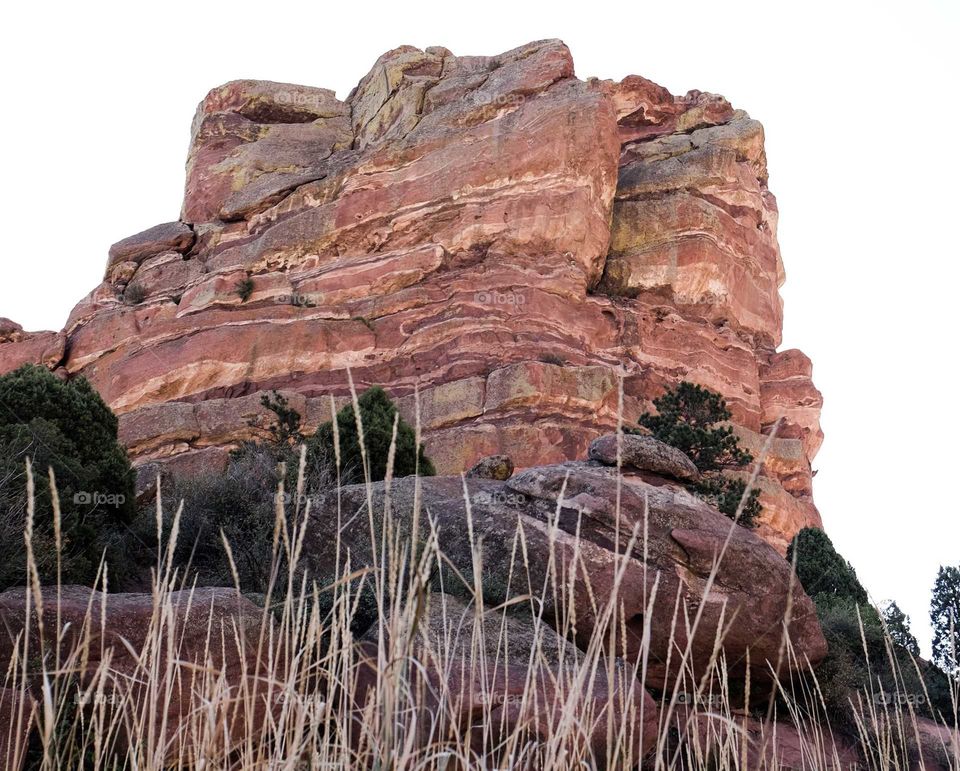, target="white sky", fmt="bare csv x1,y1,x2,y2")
2,0,957,653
